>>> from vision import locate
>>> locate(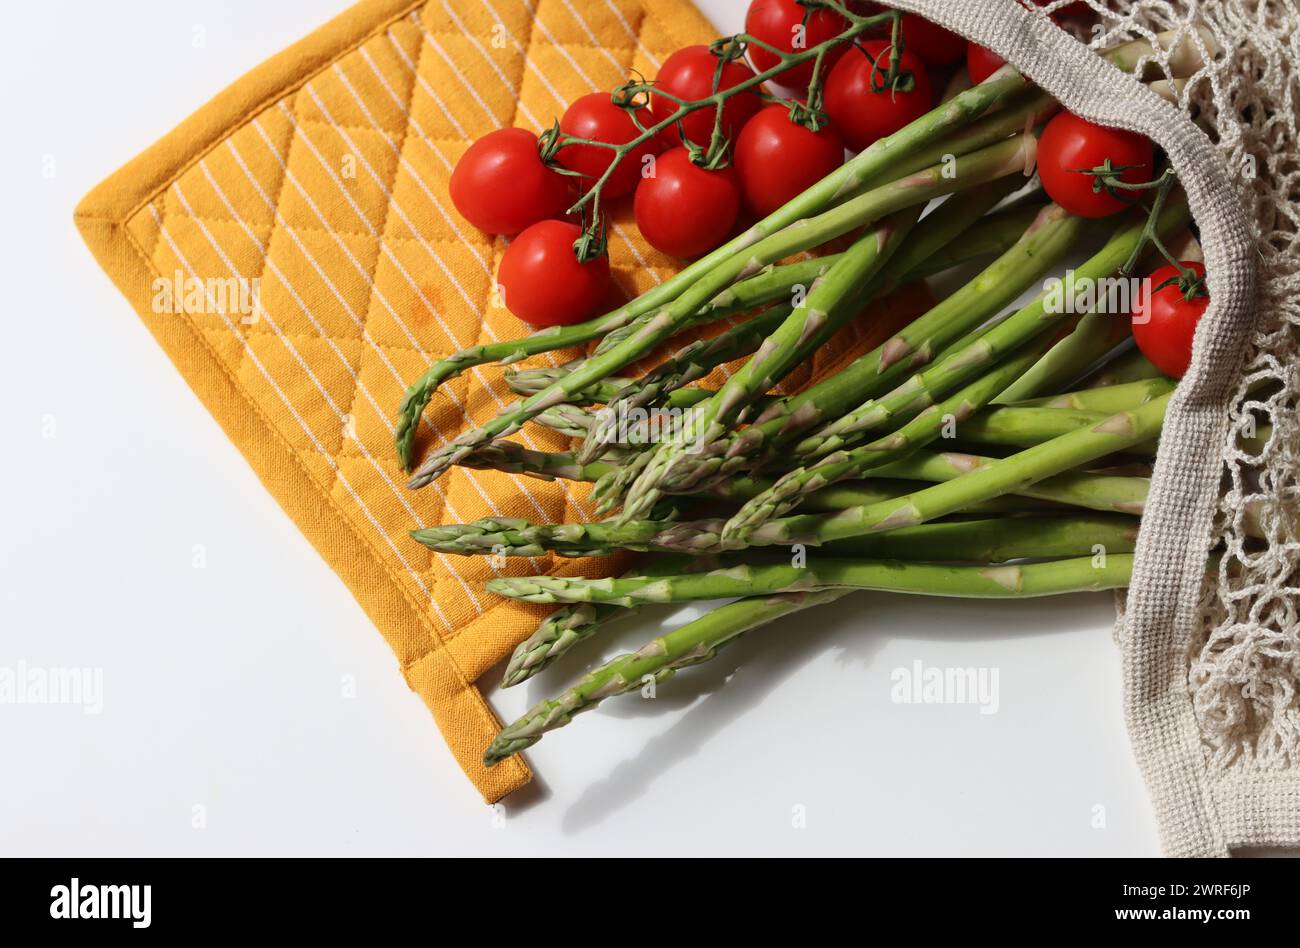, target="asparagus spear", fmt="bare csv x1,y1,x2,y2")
1077,344,1164,388
483,588,850,766
504,362,584,398
533,402,597,440
488,546,1139,607
458,440,618,481
498,486,1137,685
502,552,701,688
902,202,1045,280
738,477,1056,516
869,449,1150,515
792,195,1189,461
504,602,605,688
722,338,1050,535
588,443,660,515
586,257,838,359
1011,378,1174,412
958,405,1109,449
505,372,779,418
408,135,1036,489
816,512,1138,561
858,176,1034,287
994,310,1133,403
657,203,1090,494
